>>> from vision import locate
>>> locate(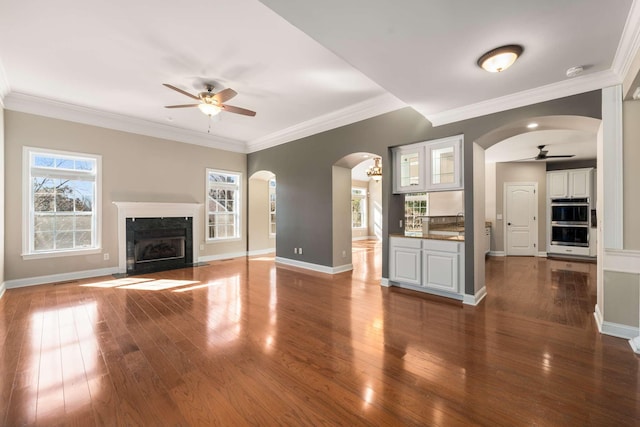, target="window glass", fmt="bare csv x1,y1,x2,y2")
207,169,241,240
